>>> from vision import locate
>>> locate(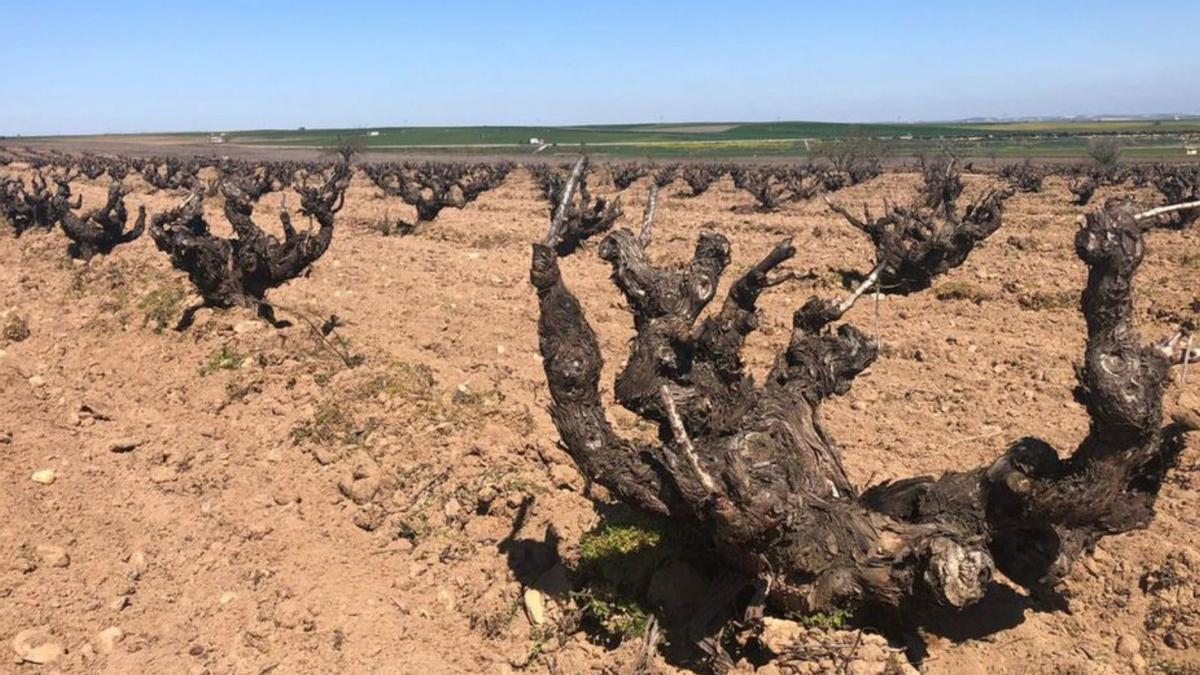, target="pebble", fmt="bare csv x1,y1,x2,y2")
476,486,498,512
109,438,144,453
30,469,56,485
127,550,148,579
759,617,806,653
443,498,462,519
219,592,237,606
35,545,70,568
233,320,261,334
11,628,64,664
93,626,124,655
1115,633,1140,657
27,374,46,387
313,447,340,466
523,588,545,625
